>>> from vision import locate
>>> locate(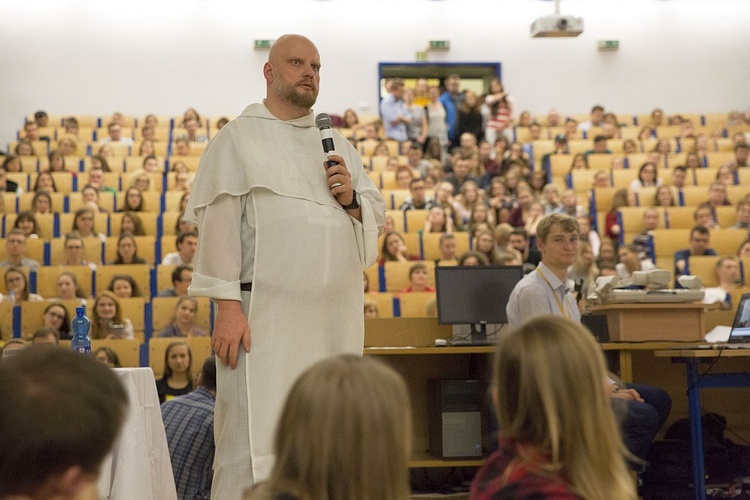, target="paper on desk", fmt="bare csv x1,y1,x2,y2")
705,325,732,343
